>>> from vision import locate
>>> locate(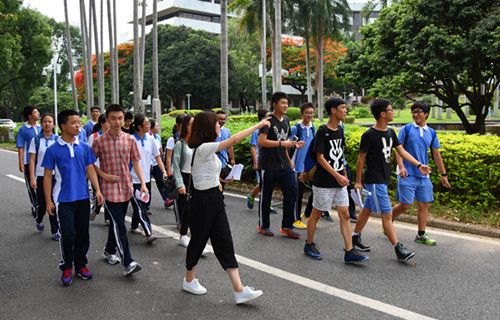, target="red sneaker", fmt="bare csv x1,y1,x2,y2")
76,266,93,280
61,267,73,286
279,228,301,239
256,226,274,237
